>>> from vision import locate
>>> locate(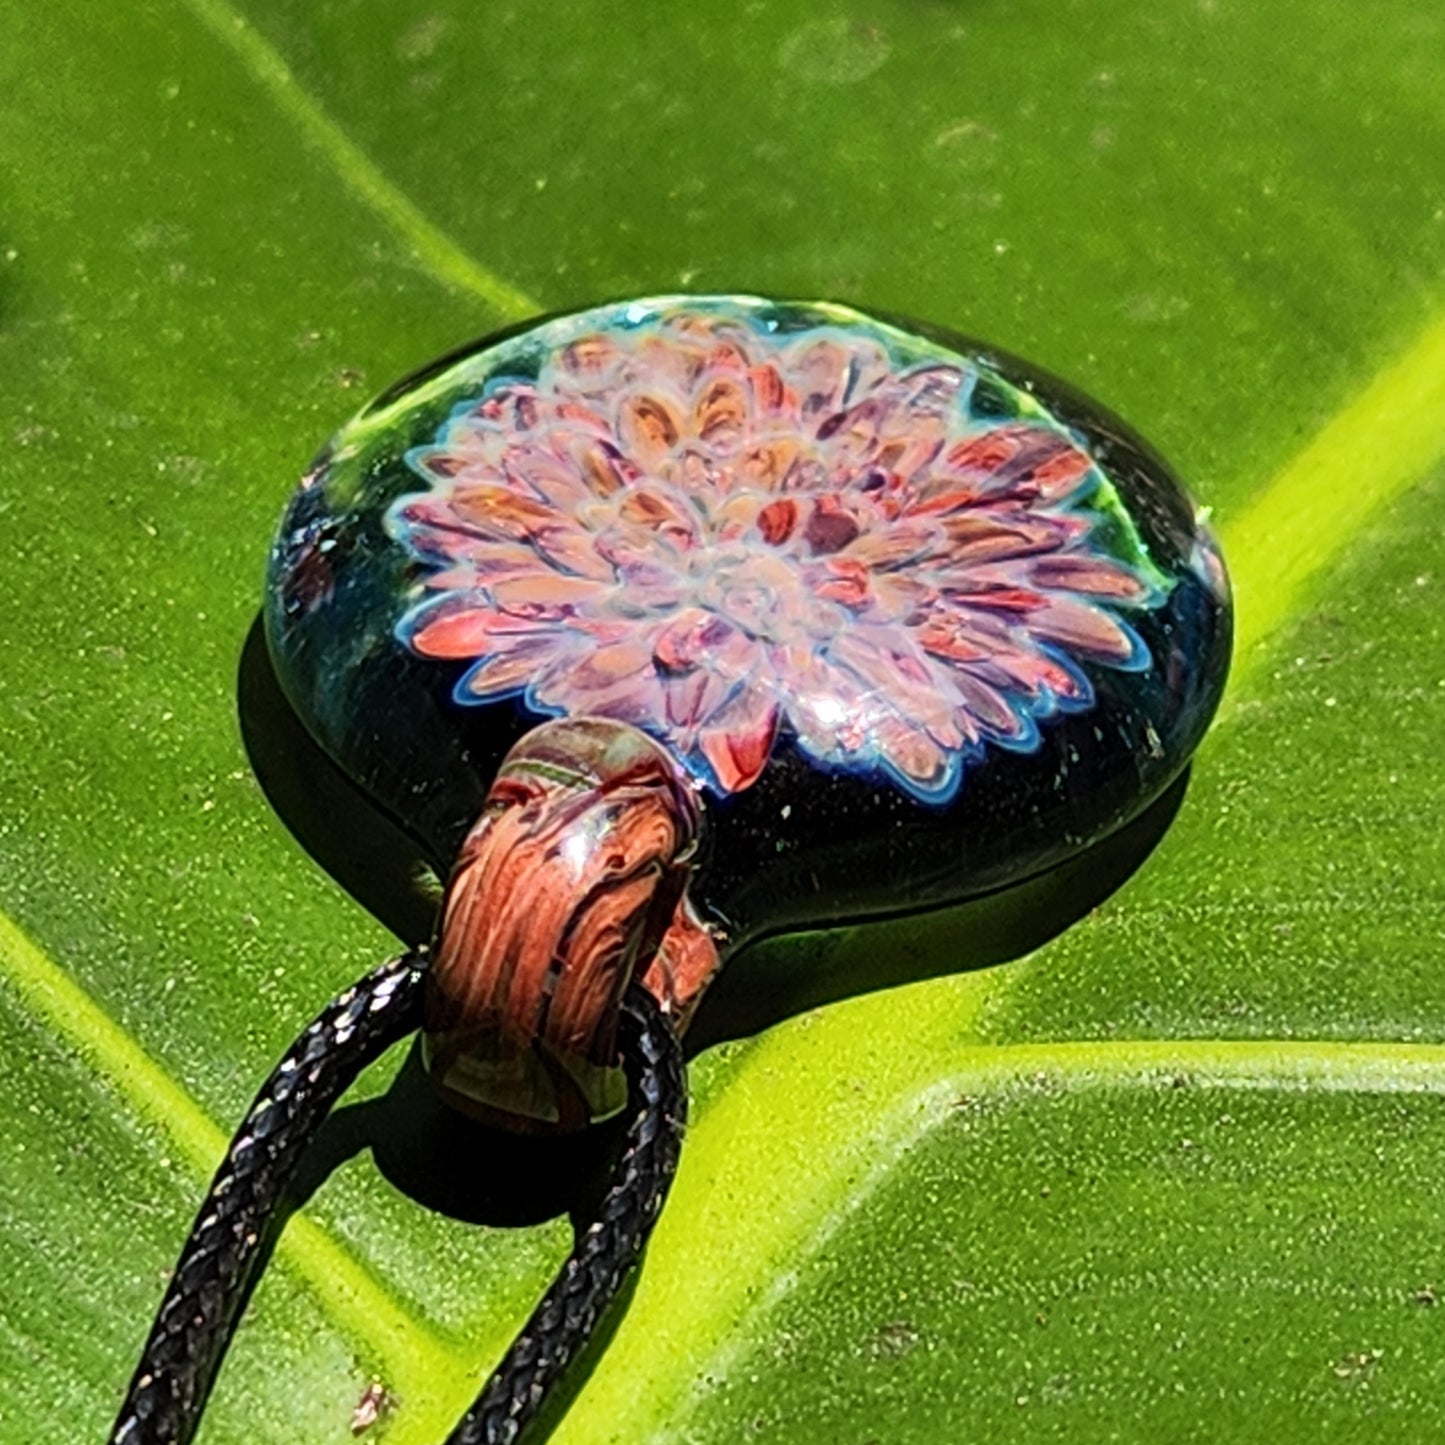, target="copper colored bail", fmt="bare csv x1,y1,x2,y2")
423,717,716,1131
